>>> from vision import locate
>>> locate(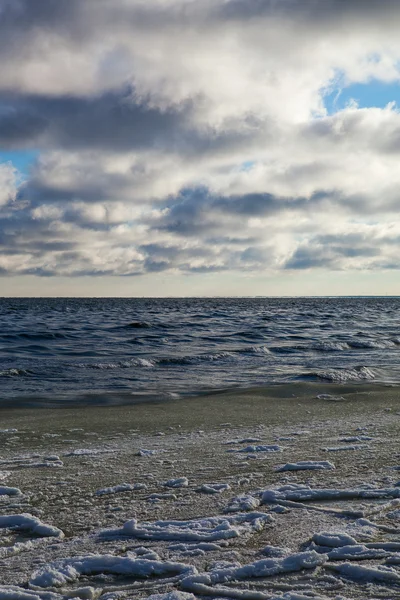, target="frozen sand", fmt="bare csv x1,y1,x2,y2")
1,383,400,599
